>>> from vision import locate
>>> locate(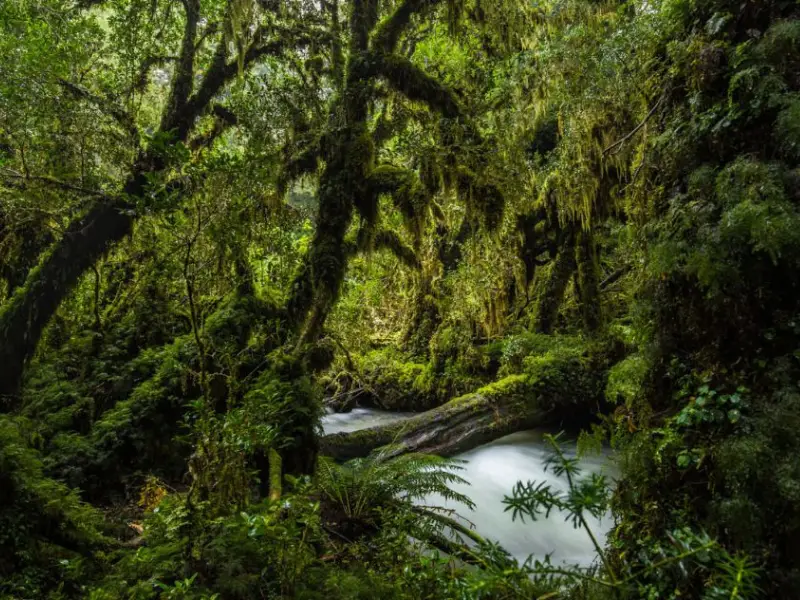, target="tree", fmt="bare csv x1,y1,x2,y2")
0,0,323,403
